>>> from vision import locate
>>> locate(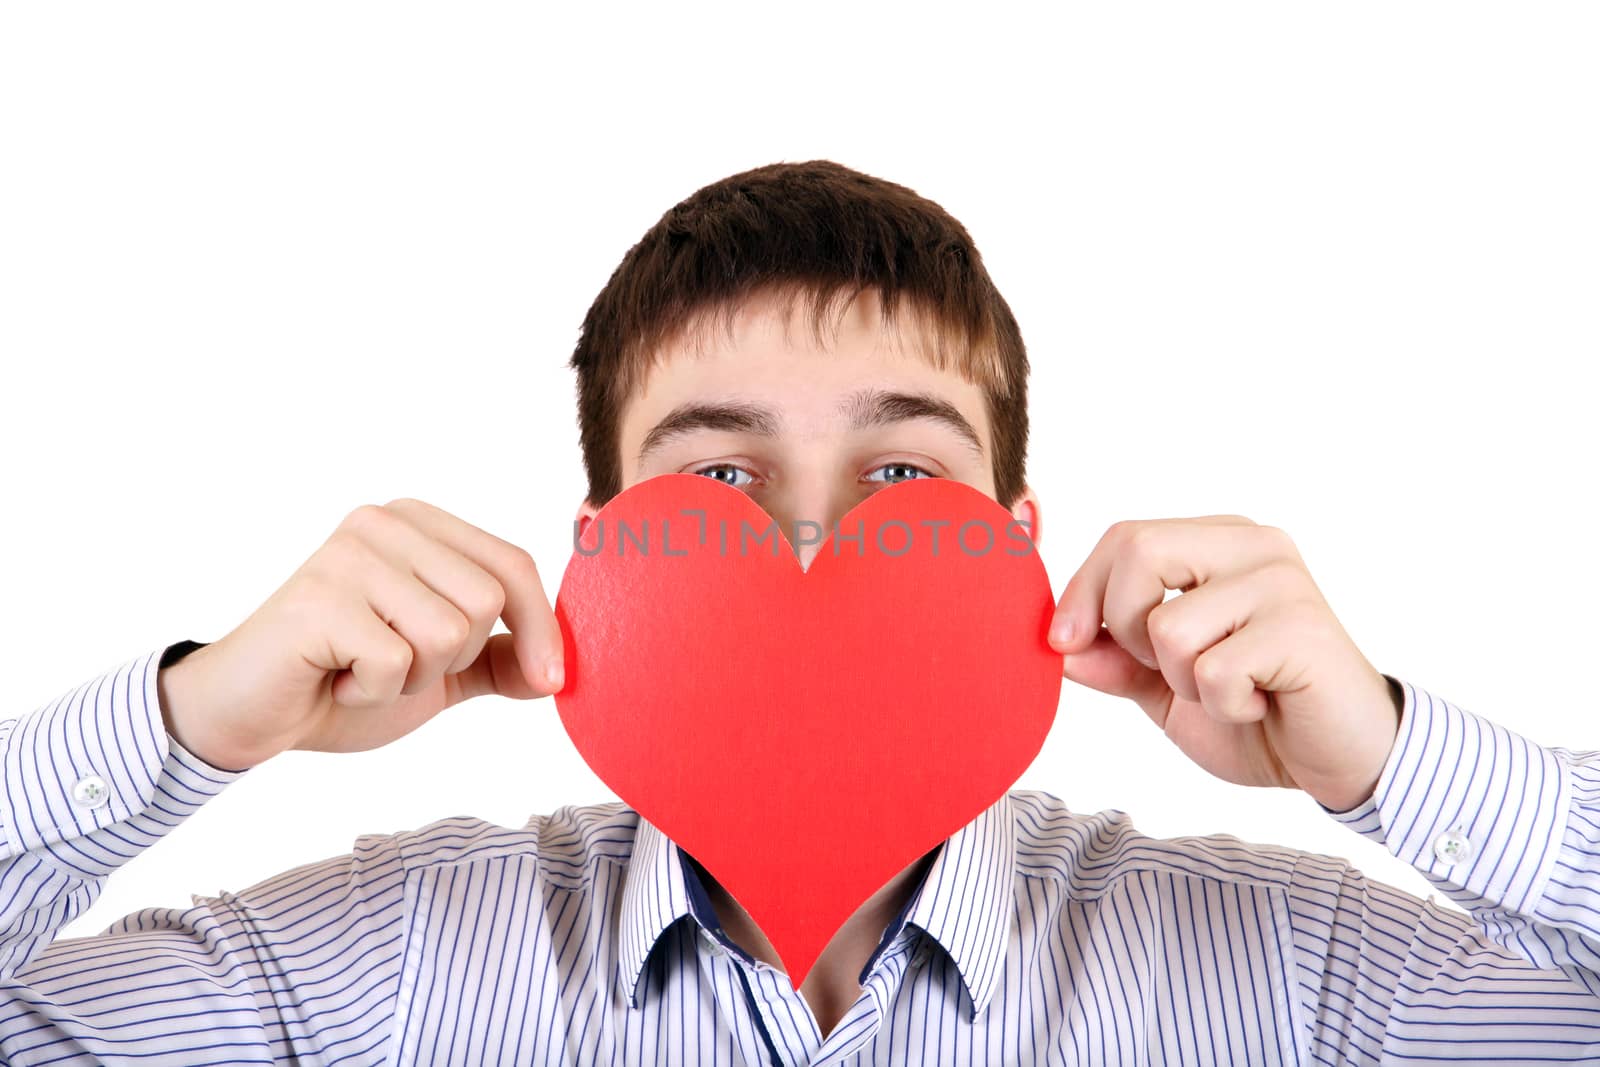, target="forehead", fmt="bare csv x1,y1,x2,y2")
618,286,993,439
